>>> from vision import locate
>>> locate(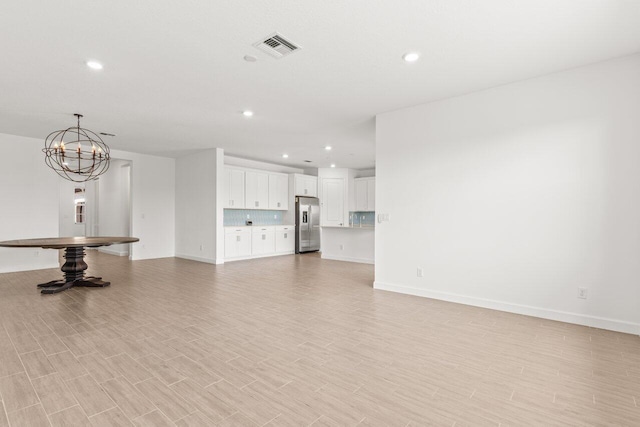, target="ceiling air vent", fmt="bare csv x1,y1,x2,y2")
253,32,300,59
